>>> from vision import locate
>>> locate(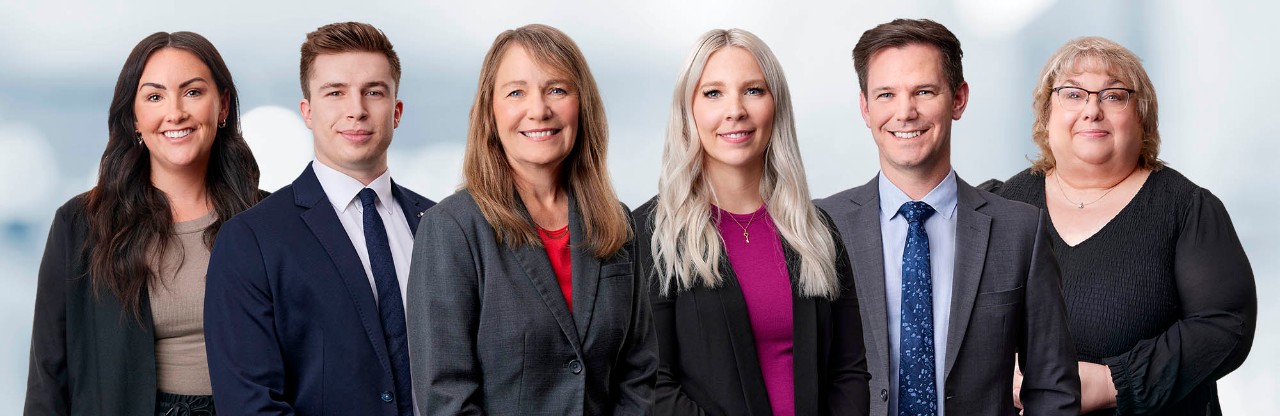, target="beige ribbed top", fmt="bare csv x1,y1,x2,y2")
148,212,216,395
